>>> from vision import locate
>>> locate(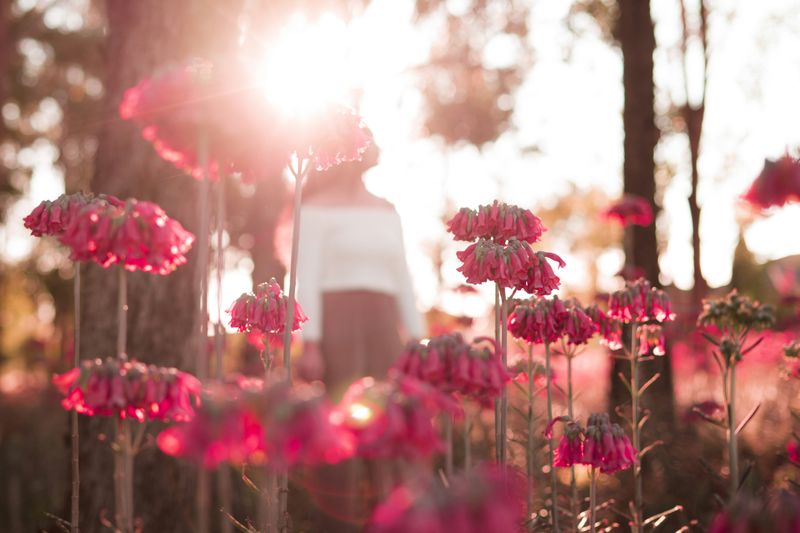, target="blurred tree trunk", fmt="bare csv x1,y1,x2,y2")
611,0,677,518
78,1,241,531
